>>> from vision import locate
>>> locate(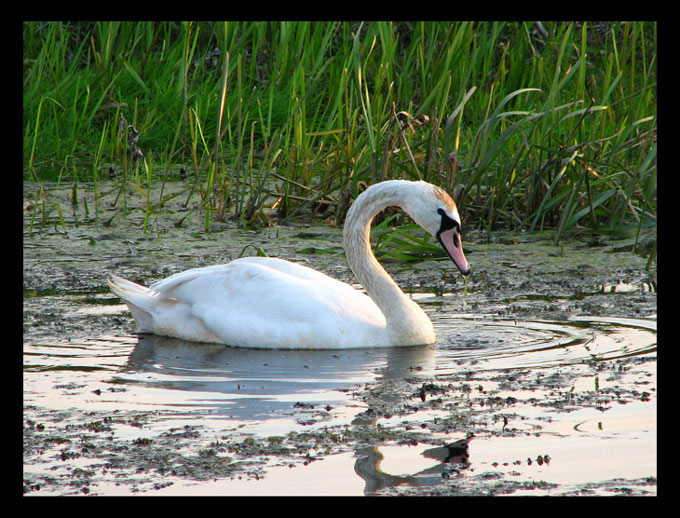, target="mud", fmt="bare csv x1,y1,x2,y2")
23,182,657,496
